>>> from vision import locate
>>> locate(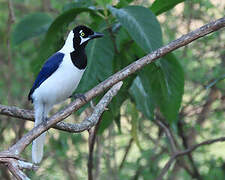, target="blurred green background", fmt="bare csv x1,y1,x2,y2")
0,0,225,179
